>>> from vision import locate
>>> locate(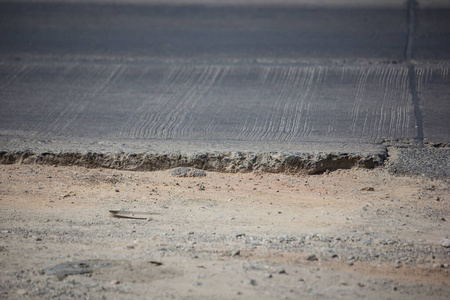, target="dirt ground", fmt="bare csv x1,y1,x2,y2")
0,164,449,299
